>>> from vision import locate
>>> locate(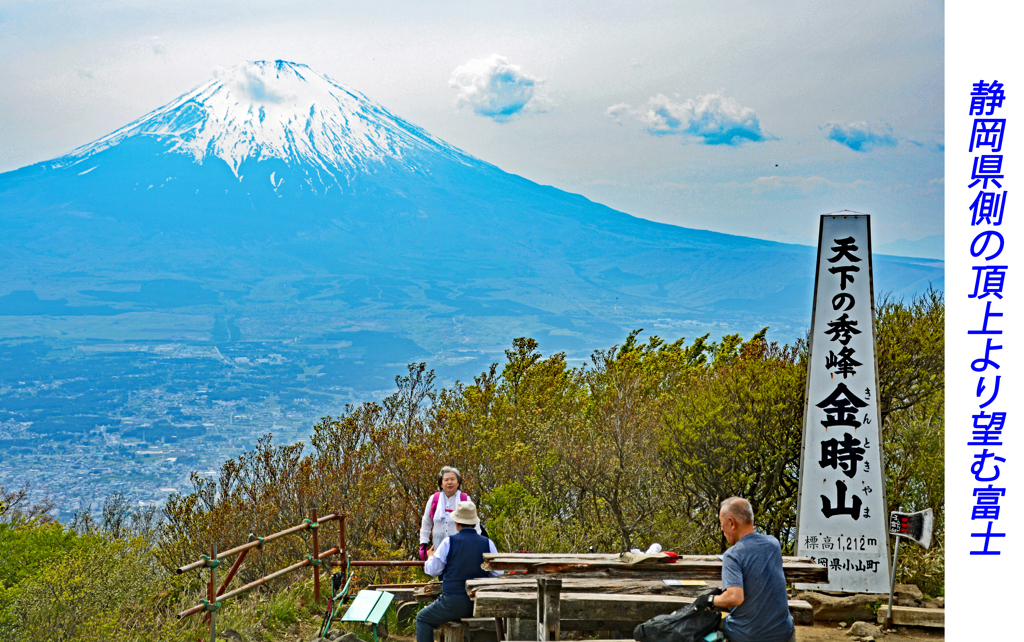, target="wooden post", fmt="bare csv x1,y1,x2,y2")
437,622,464,642
536,578,561,642
209,543,217,642
494,617,505,642
340,513,347,569
506,618,536,640
312,508,321,604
